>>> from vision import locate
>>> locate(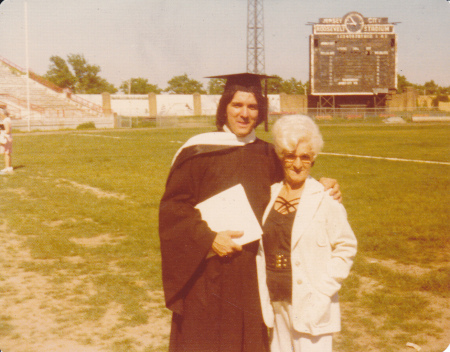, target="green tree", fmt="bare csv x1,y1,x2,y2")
44,56,76,90
422,80,439,95
431,94,450,107
396,75,450,96
397,74,413,93
44,54,117,94
93,78,117,94
164,74,206,94
280,78,307,95
120,78,162,94
414,81,450,96
264,75,283,94
264,76,308,95
207,78,226,95
67,54,117,94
